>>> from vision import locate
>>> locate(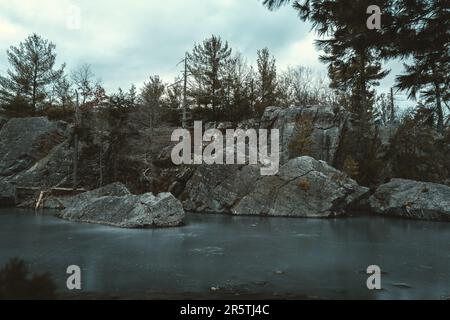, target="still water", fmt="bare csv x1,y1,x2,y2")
0,208,449,299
